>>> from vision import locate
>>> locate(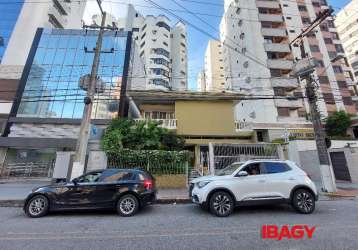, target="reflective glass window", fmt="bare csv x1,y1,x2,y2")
17,29,127,119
